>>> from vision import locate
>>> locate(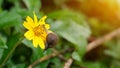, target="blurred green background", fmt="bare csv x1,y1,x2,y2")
0,0,120,68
